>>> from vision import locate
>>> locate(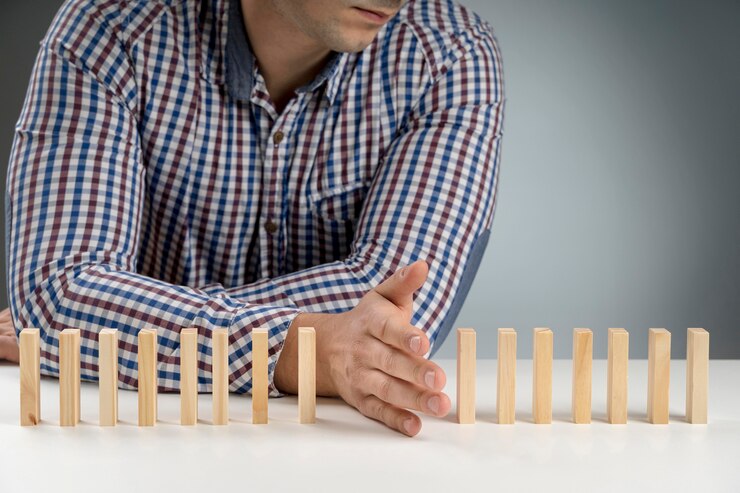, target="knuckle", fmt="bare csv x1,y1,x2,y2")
415,390,427,412
378,376,392,402
350,339,364,367
357,396,372,418
411,363,423,384
376,402,389,425
382,349,397,374
378,317,390,342
348,366,365,389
